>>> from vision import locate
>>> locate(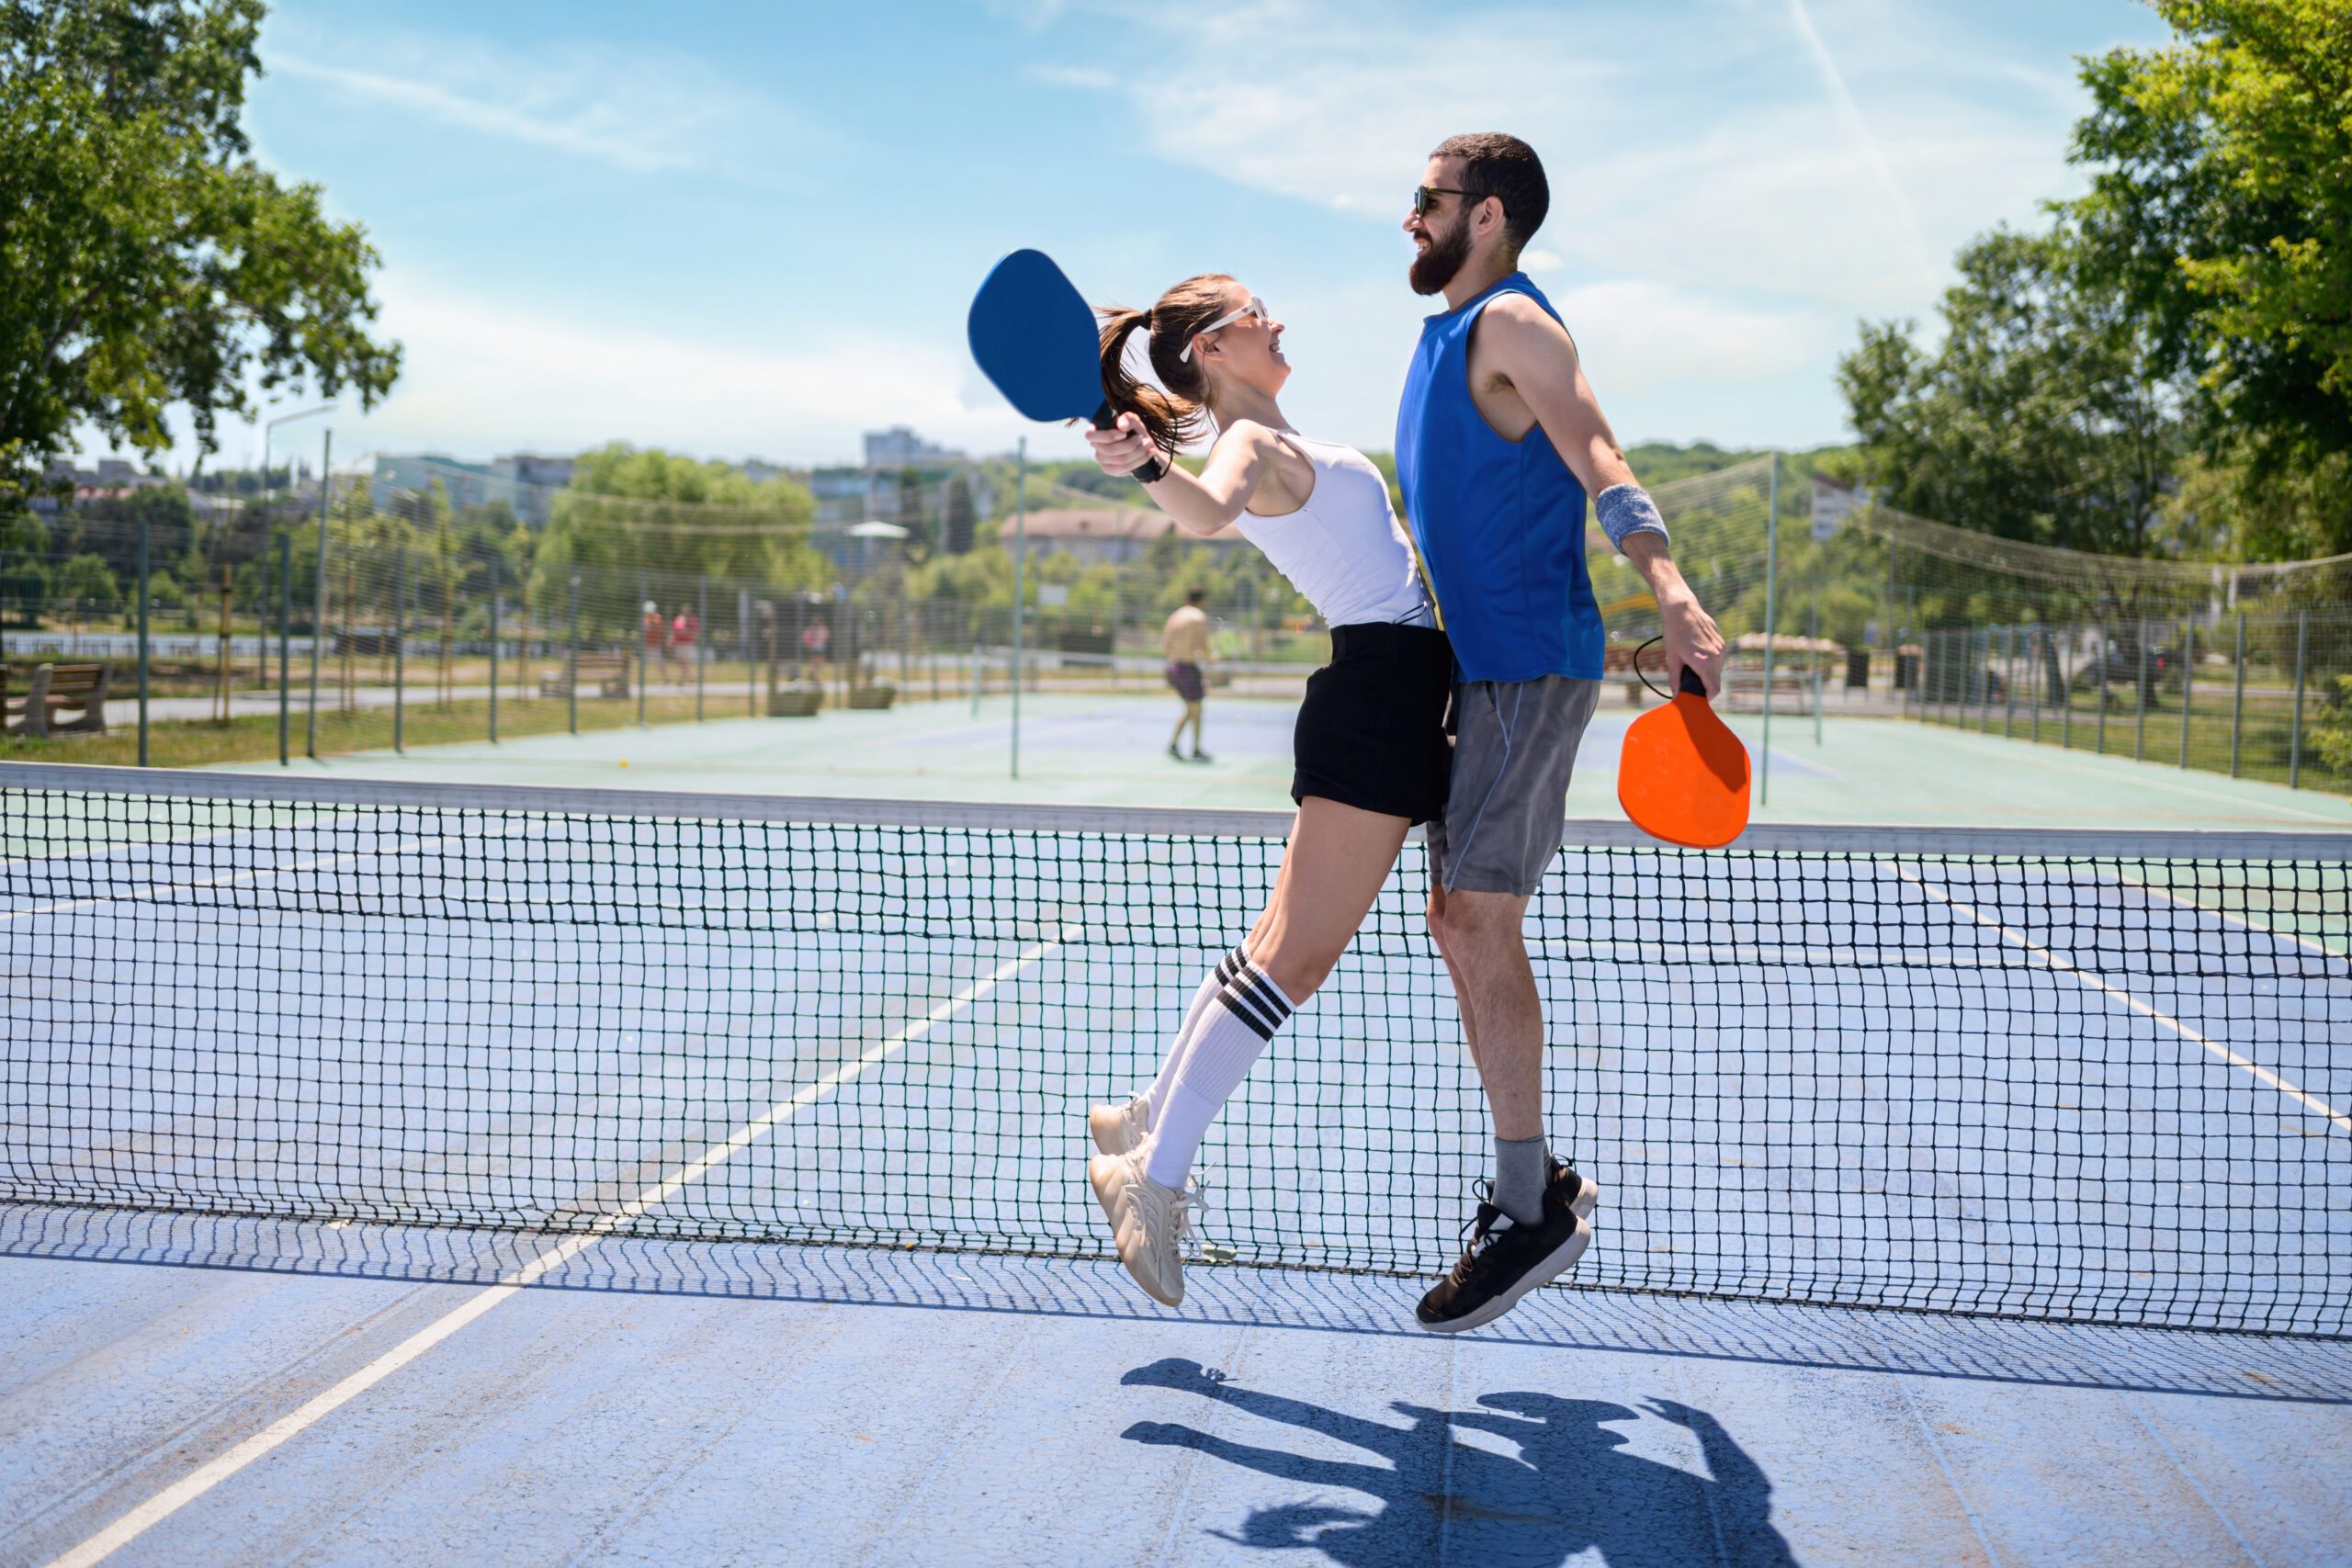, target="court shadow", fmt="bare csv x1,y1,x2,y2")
1120,1357,1794,1567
